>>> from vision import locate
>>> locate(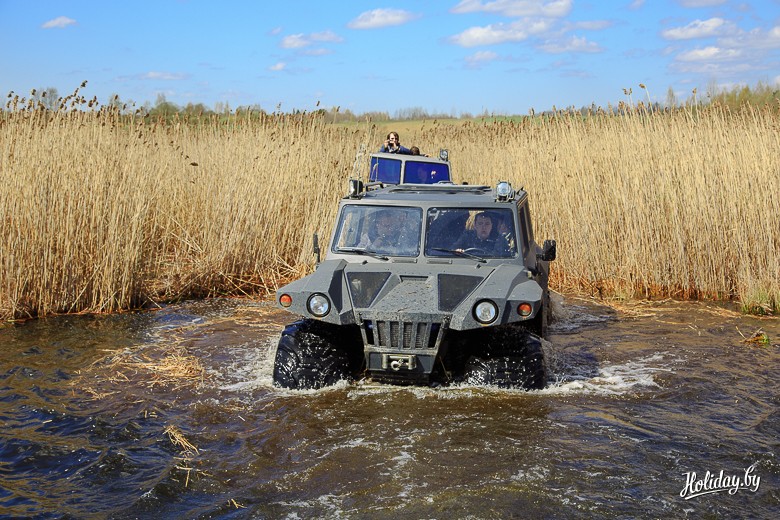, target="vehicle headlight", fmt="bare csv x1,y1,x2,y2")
474,300,498,324
496,181,514,201
307,293,331,317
